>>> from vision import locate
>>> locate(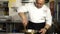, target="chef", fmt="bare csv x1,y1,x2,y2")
17,0,52,34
